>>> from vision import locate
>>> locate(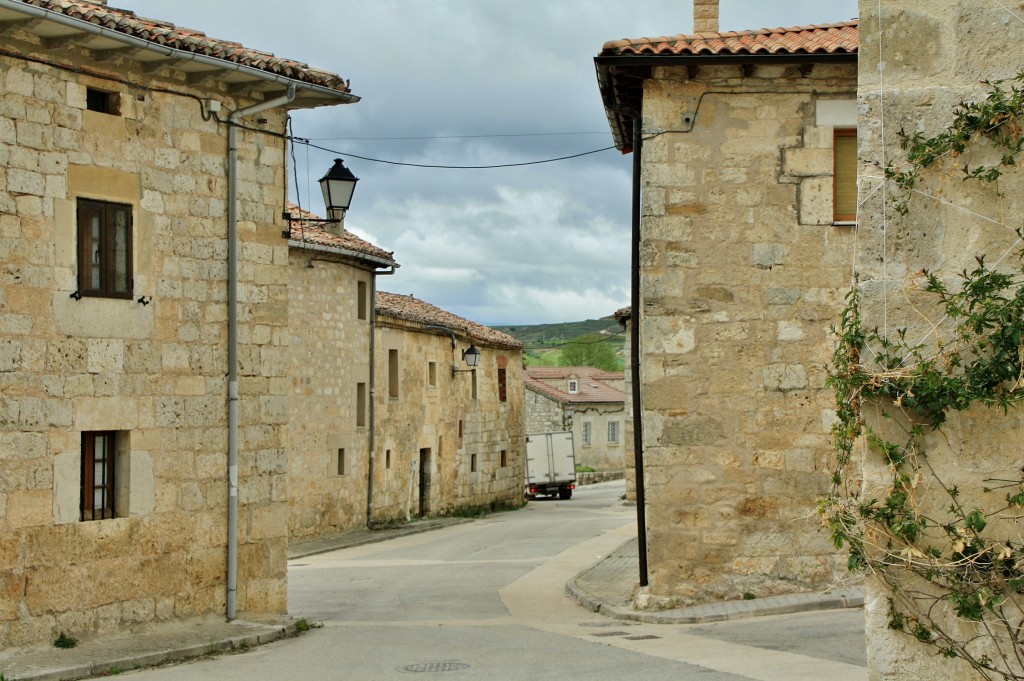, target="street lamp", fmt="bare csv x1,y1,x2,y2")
319,158,359,221
453,344,481,375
